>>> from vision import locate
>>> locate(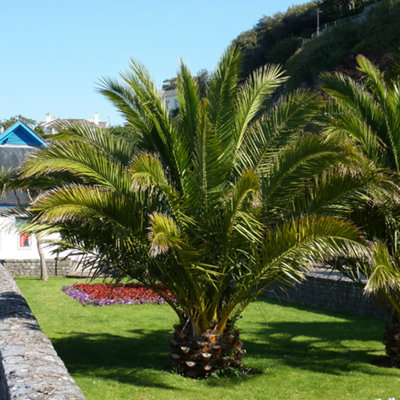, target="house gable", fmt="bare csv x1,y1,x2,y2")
0,121,47,207
0,120,47,147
